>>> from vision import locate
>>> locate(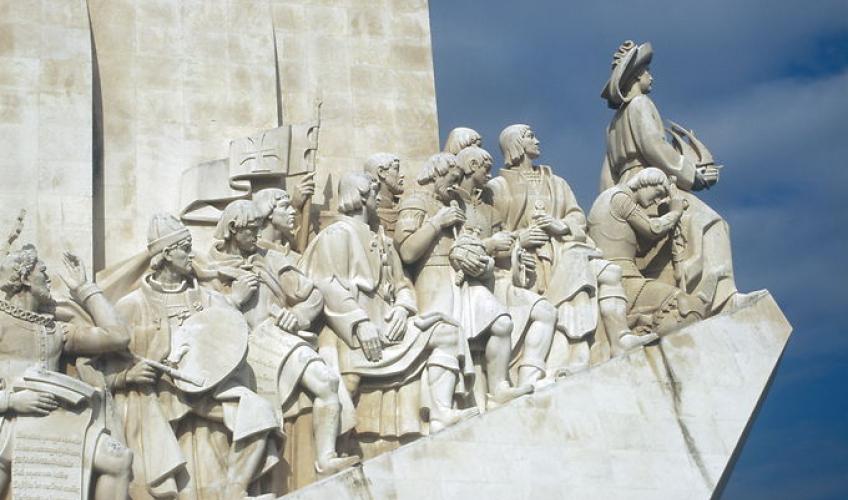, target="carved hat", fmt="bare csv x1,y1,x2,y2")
147,213,191,255
601,40,653,108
